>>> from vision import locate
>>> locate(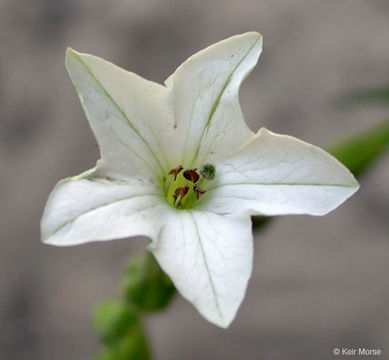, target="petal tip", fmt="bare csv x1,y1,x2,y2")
65,46,78,59
65,47,81,69
215,316,234,329
243,31,263,41
203,307,238,329
228,31,263,51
